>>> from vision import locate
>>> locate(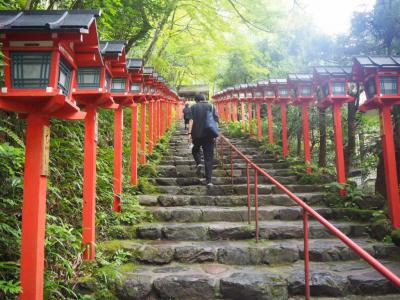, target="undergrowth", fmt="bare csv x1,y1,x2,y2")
0,109,172,299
